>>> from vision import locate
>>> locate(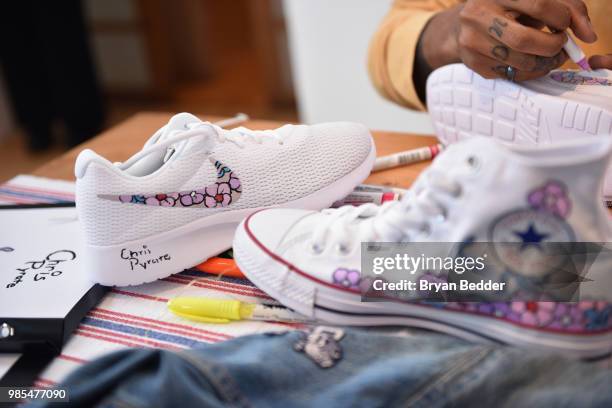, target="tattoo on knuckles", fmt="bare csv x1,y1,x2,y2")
492,45,509,61
488,18,508,39
531,53,563,72
490,50,563,79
